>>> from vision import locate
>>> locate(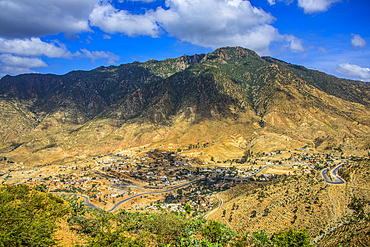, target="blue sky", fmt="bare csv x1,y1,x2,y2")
0,0,369,81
